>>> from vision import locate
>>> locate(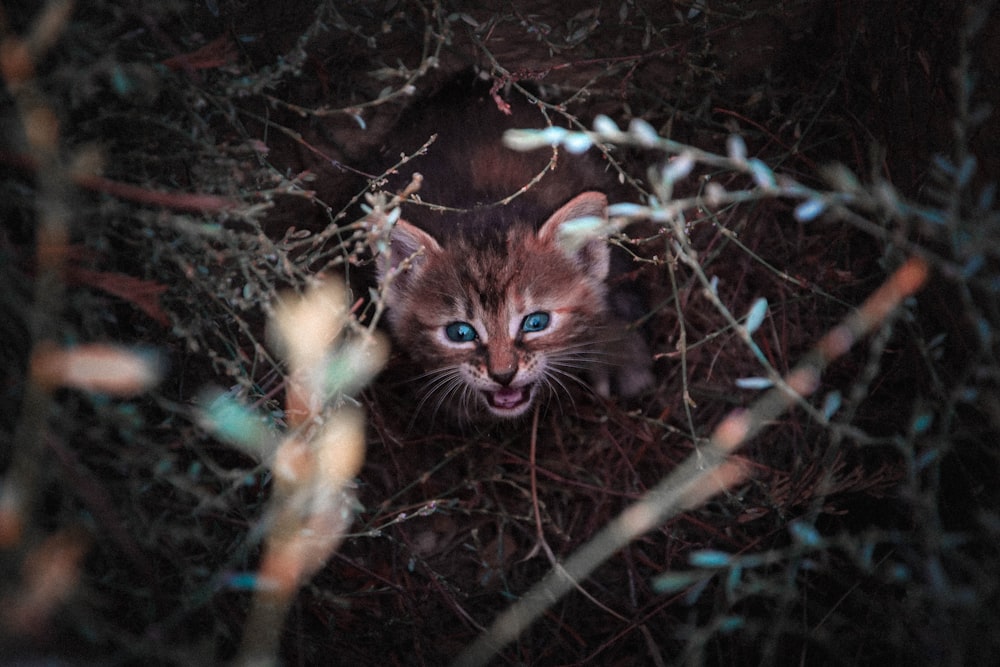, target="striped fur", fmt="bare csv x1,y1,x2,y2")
372,78,652,421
